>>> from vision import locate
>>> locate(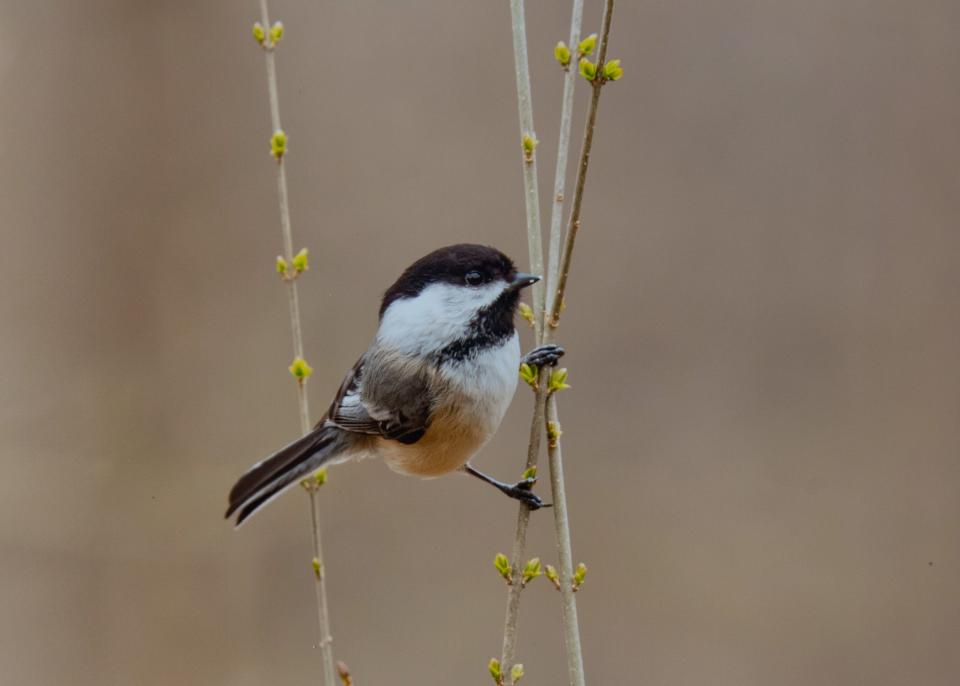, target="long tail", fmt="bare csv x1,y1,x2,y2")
225,423,346,526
